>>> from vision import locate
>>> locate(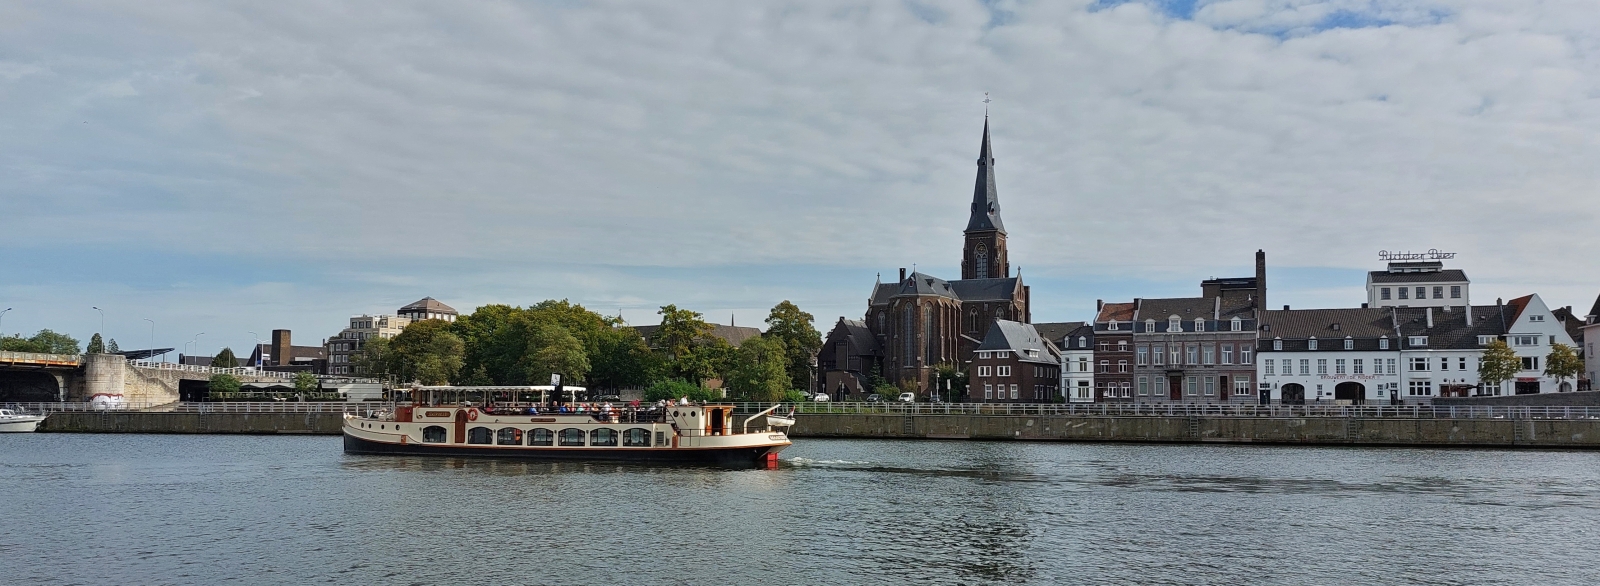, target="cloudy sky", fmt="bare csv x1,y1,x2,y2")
2,0,1597,356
